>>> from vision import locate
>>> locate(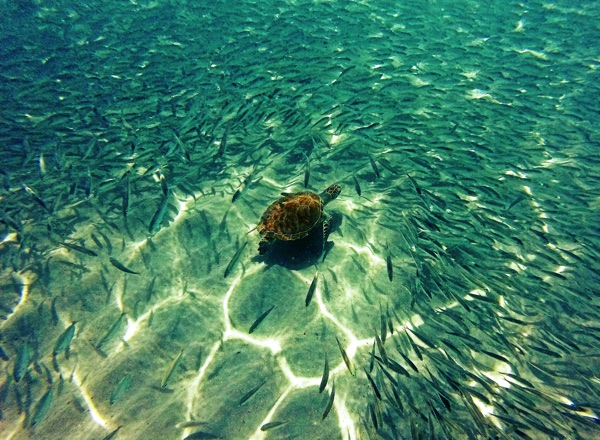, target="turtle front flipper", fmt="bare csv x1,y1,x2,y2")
258,236,274,255
321,213,332,254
